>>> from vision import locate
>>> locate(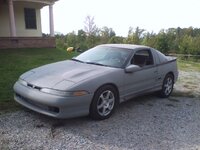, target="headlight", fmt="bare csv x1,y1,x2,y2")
40,88,89,97
18,78,27,86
